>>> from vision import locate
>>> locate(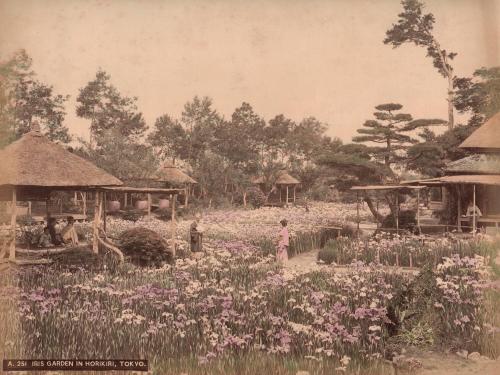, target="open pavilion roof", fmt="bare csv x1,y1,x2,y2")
0,128,122,188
